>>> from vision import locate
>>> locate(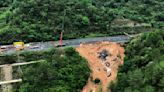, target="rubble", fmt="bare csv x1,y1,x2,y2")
112,57,118,61
98,49,109,61
76,41,124,92
103,67,107,72
107,73,112,77
105,62,110,67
